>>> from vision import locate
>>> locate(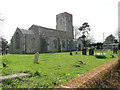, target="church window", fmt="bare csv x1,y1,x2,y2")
15,32,20,49
31,38,35,49
60,20,62,25
53,39,57,48
62,40,65,48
